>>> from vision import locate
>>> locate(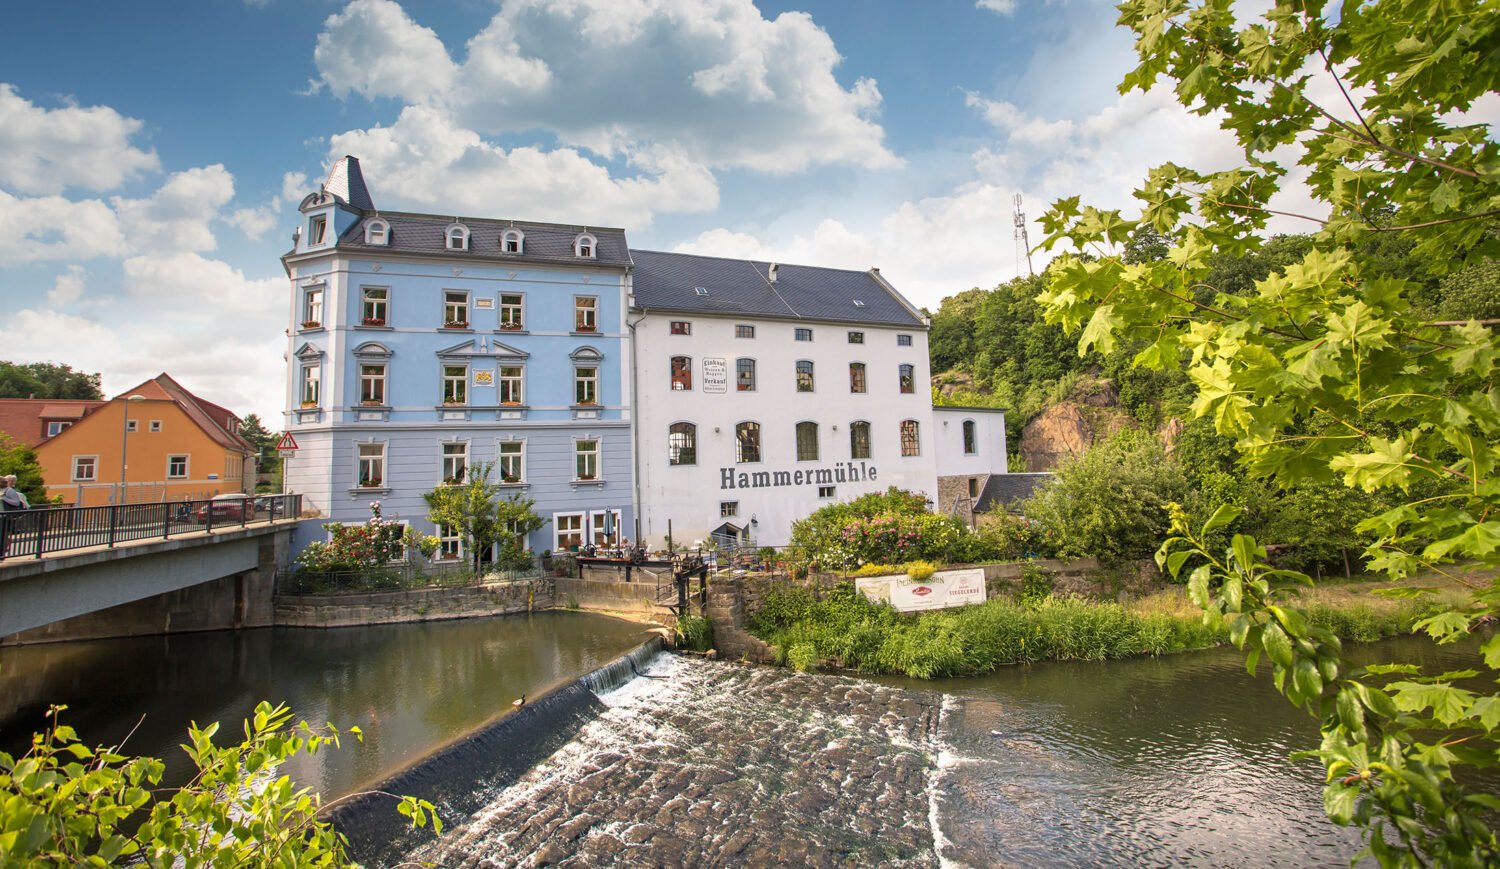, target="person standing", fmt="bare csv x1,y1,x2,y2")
0,474,29,558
